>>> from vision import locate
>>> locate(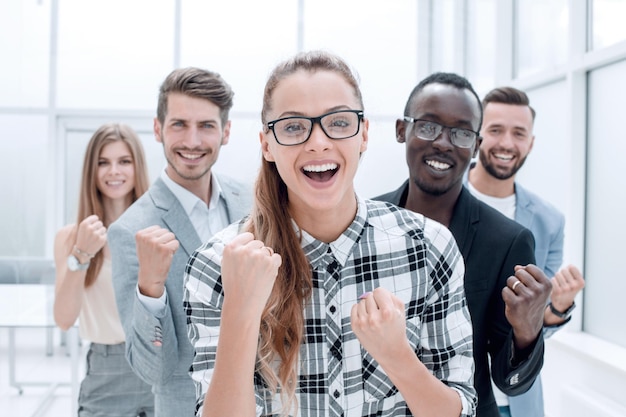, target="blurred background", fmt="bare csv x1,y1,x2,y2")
1,0,625,416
